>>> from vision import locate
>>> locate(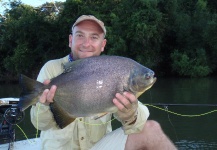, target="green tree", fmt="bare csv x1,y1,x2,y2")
170,0,214,77
1,0,217,80
157,0,178,75
0,3,62,79
204,14,217,71
171,49,211,77
106,0,164,70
